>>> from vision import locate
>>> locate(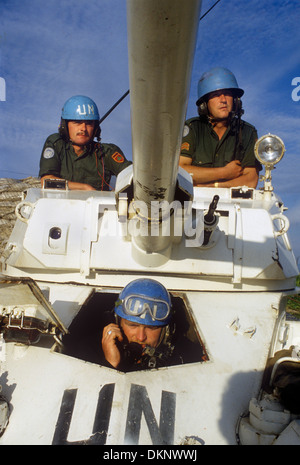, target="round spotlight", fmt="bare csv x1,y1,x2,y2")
254,134,285,166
